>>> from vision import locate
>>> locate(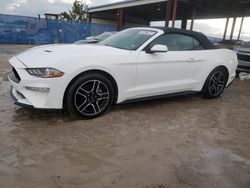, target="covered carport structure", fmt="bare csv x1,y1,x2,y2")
89,0,250,40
